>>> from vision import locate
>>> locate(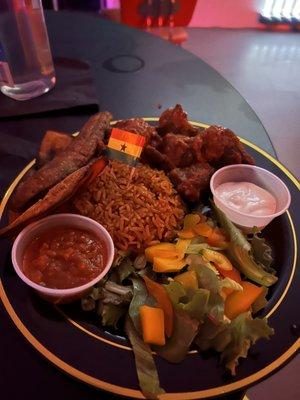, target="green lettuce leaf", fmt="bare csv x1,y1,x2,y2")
117,258,135,282
249,233,275,273
81,286,101,311
206,292,225,324
251,286,269,314
181,289,210,322
163,280,186,305
164,279,224,324
81,296,96,311
212,201,251,252
212,203,277,287
156,309,199,363
97,303,126,328
196,311,274,375
220,312,274,375
125,315,165,399
195,317,229,351
231,245,277,287
112,250,130,268
129,276,156,333
187,254,221,293
186,243,223,254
